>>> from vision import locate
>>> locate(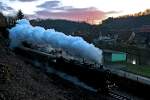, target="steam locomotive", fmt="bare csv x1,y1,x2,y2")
14,42,112,94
